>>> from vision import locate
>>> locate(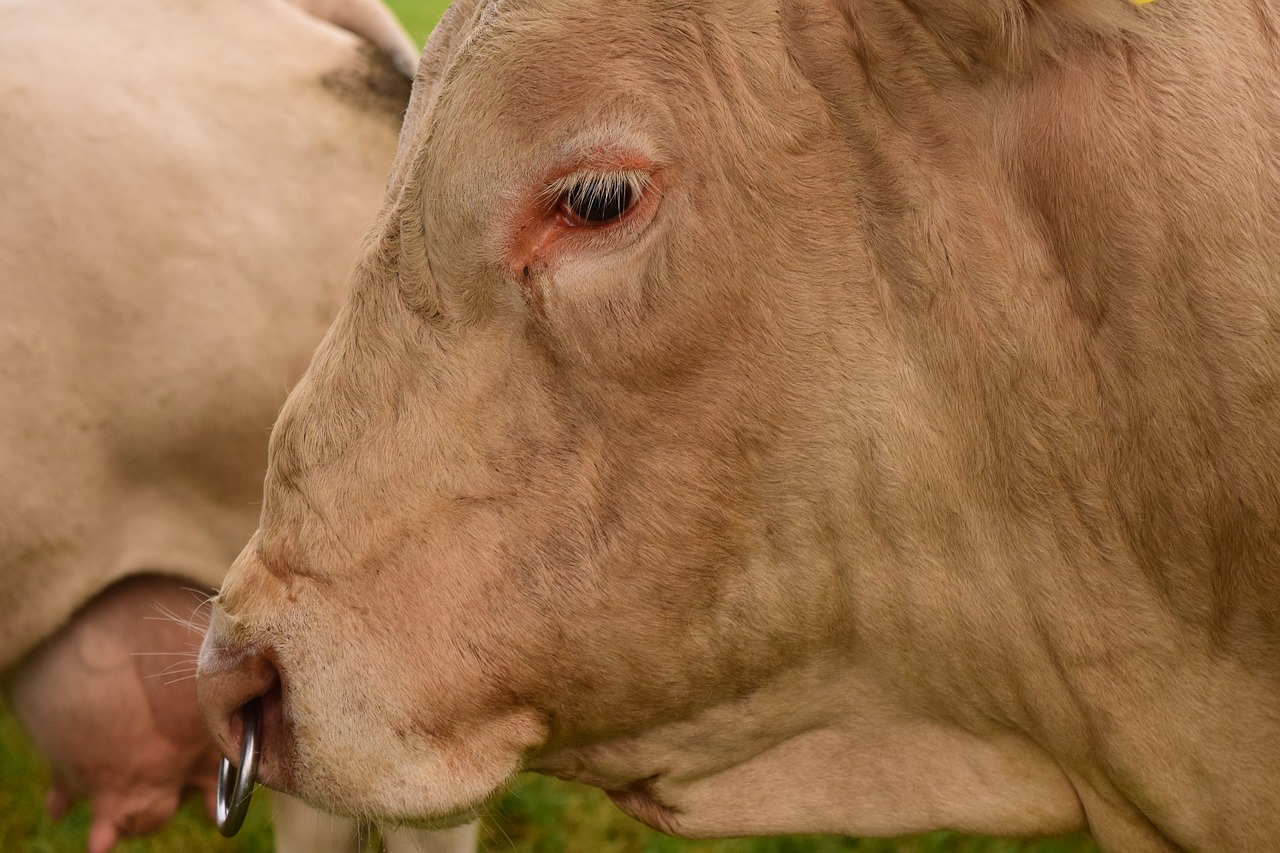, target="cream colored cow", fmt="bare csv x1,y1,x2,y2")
199,0,1280,850
0,0,473,851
